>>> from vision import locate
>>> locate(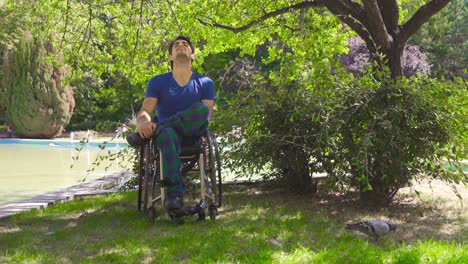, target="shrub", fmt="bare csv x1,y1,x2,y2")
216,73,333,194
0,8,24,115
218,68,467,206
324,72,467,206
2,30,74,138
95,120,119,133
